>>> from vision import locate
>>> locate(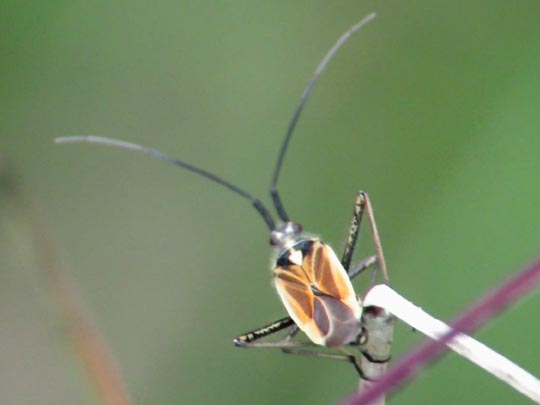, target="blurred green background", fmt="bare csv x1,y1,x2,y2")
2,1,540,404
